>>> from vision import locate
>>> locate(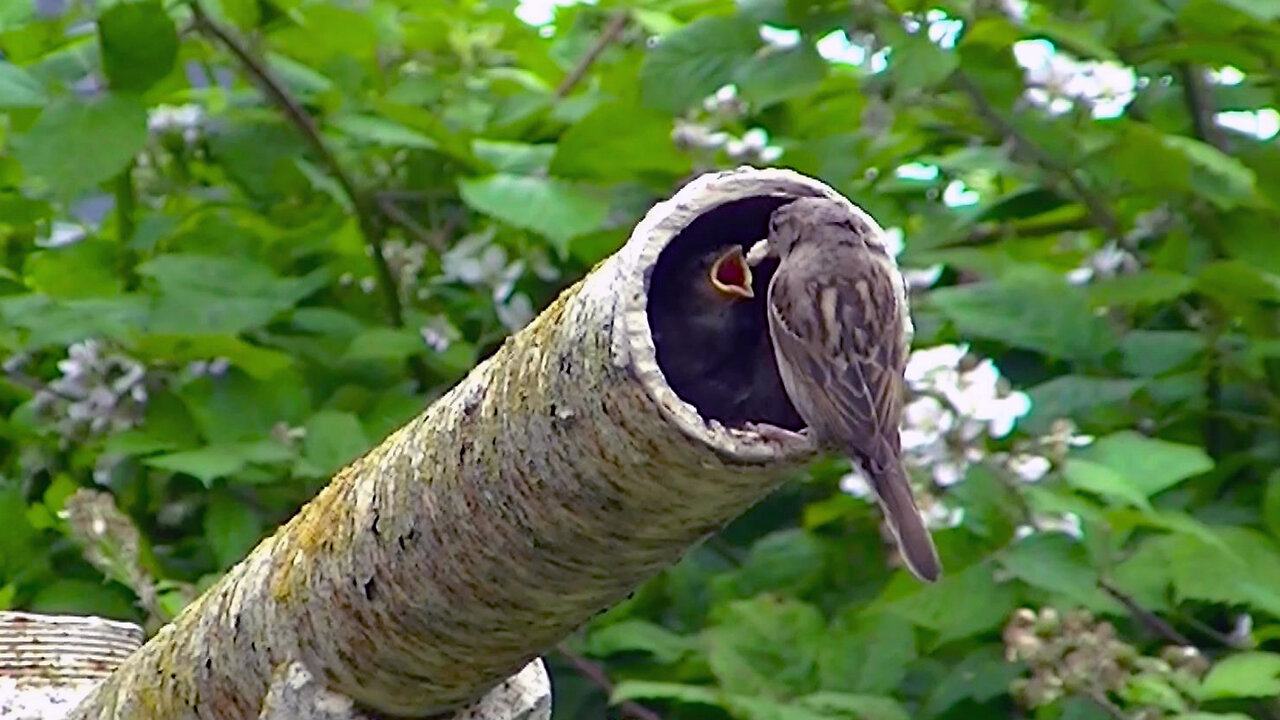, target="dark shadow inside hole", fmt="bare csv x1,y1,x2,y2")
647,195,805,431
